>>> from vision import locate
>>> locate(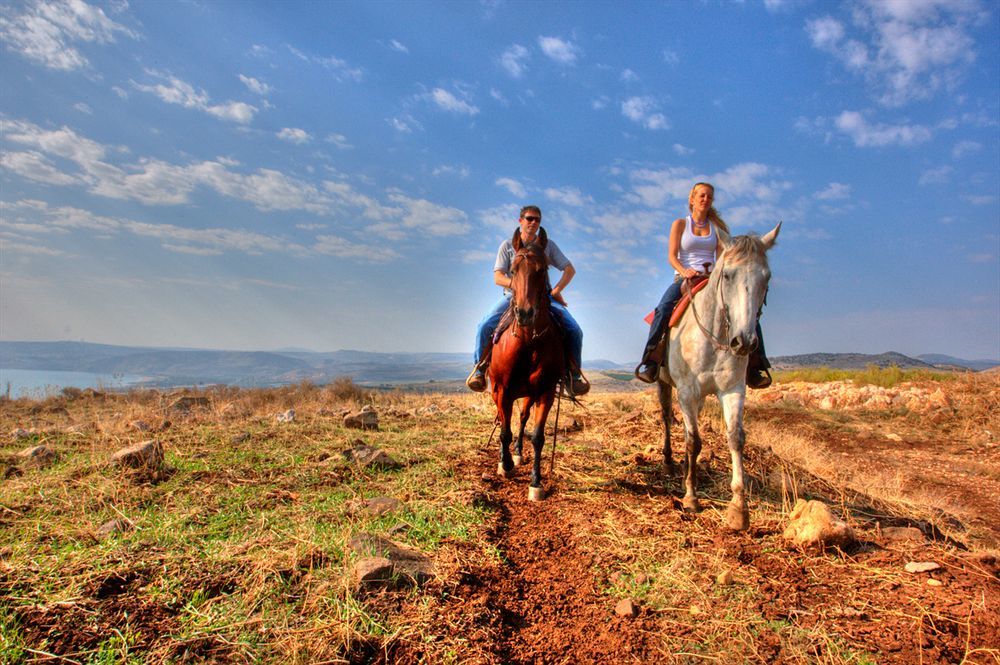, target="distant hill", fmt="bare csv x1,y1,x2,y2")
3,342,995,389
917,354,999,372
769,351,980,371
